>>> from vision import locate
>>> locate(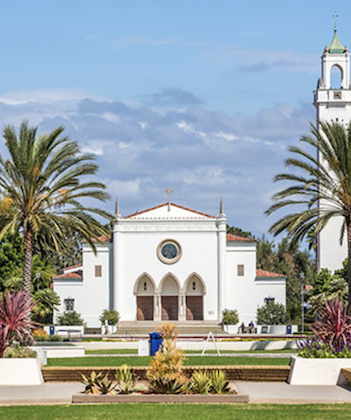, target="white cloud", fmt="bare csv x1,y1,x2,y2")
0,90,313,237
